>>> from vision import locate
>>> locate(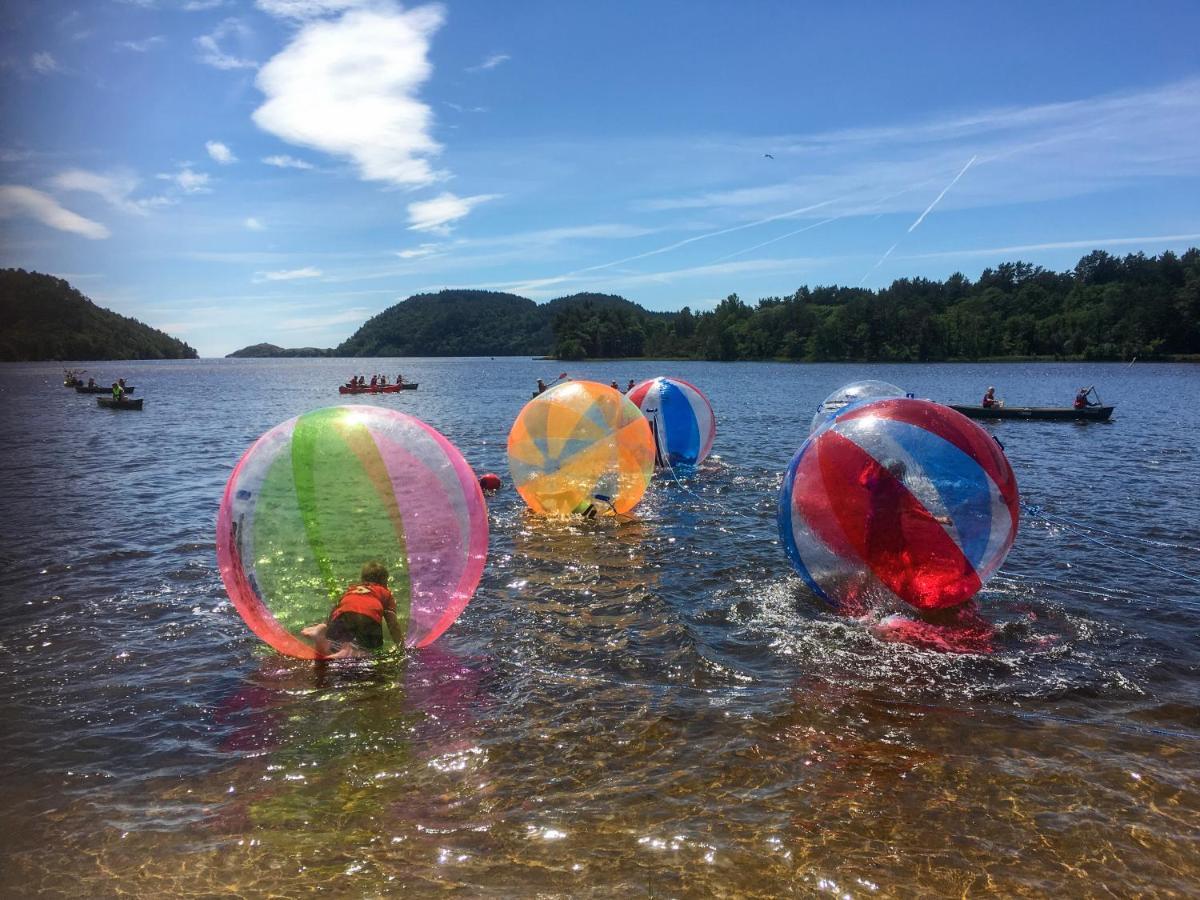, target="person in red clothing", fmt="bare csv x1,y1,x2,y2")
301,561,404,658
1074,386,1097,409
